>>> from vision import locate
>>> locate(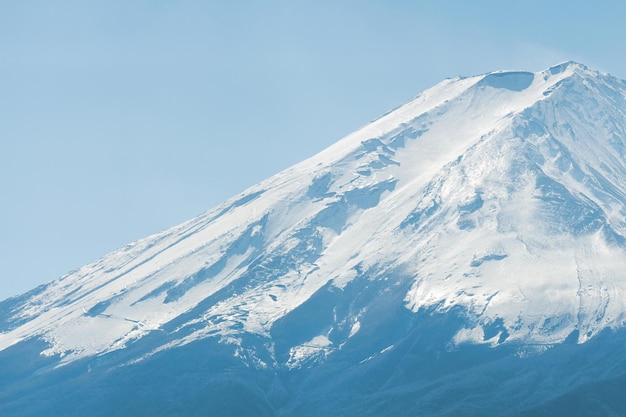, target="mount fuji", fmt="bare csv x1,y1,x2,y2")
3,61,626,416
